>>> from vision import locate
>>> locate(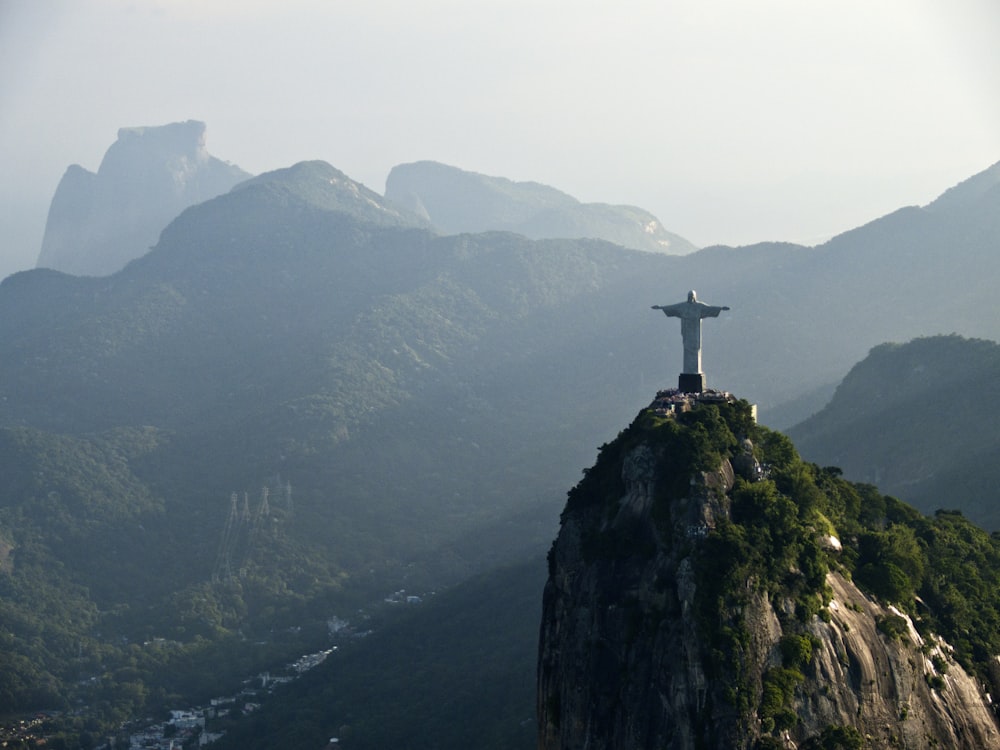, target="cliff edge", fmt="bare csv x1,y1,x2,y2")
538,396,1000,749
